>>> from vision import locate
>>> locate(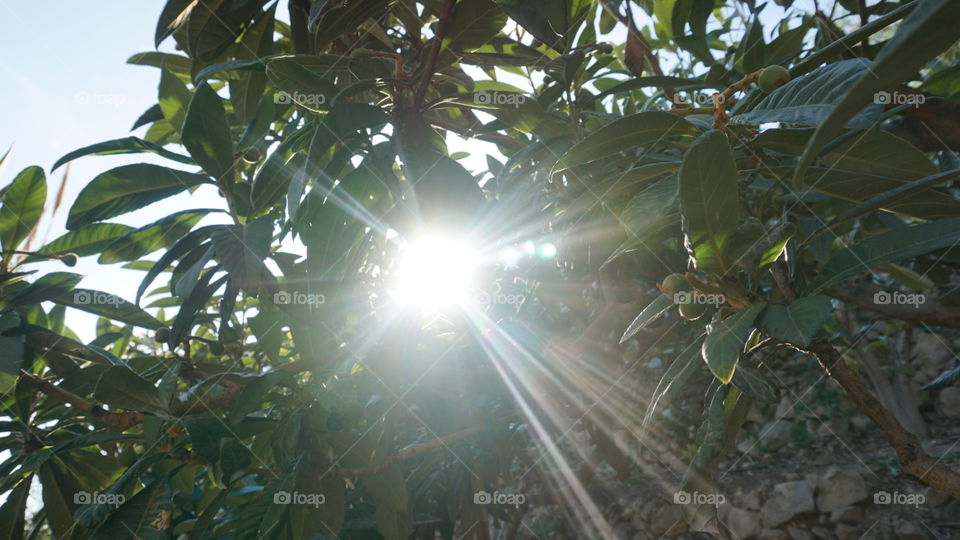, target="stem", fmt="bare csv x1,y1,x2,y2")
412,0,455,114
